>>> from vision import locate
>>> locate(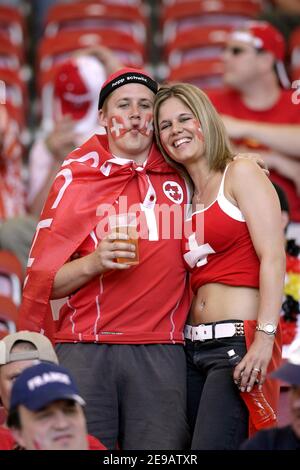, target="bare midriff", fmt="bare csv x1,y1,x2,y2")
188,283,259,325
